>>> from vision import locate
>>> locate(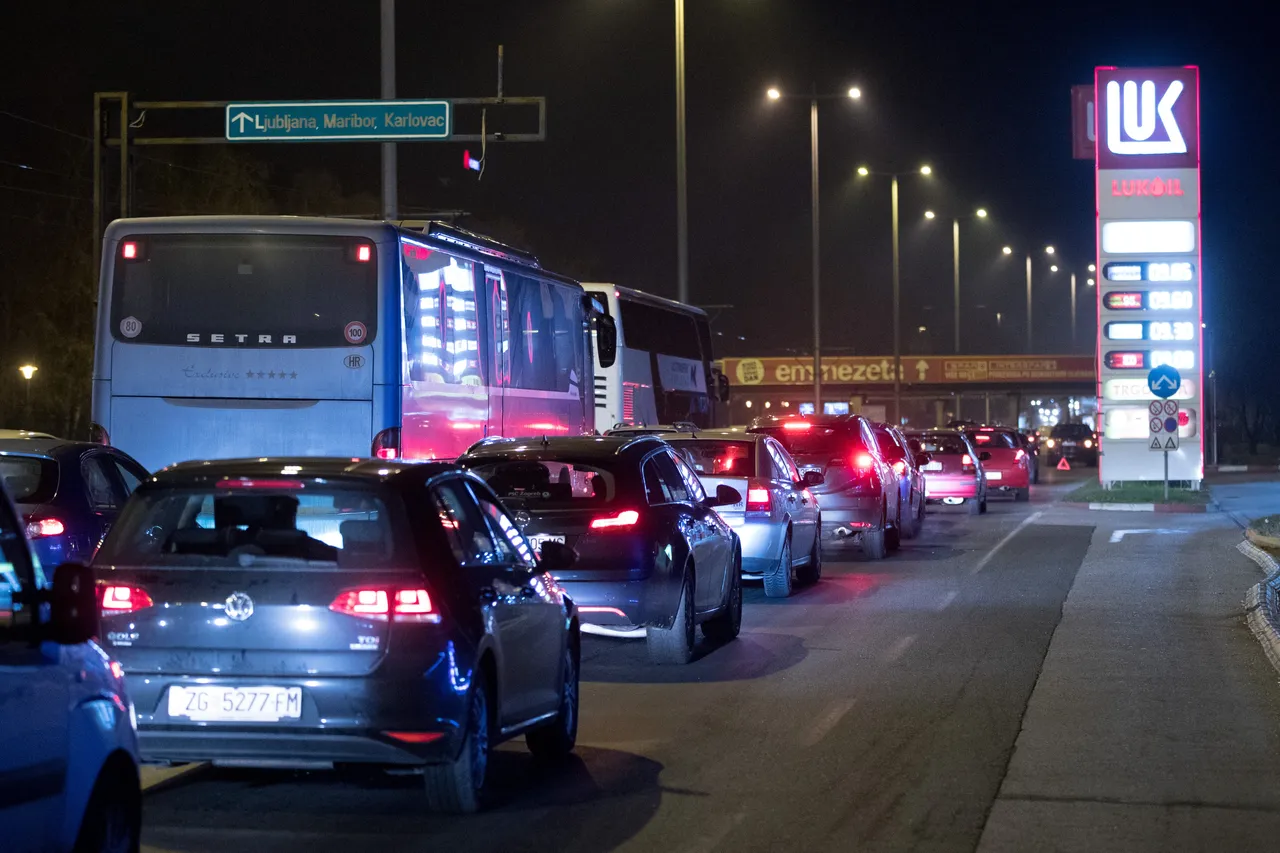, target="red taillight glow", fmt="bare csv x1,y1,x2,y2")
891,460,907,476
356,244,372,263
590,509,640,530
383,731,445,744
216,478,304,490
375,447,396,460
1015,449,1026,461
329,587,440,623
783,421,812,431
372,427,400,461
101,585,154,614
961,454,974,466
746,487,771,512
121,241,138,259
579,605,628,618
853,452,874,470
24,517,65,539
